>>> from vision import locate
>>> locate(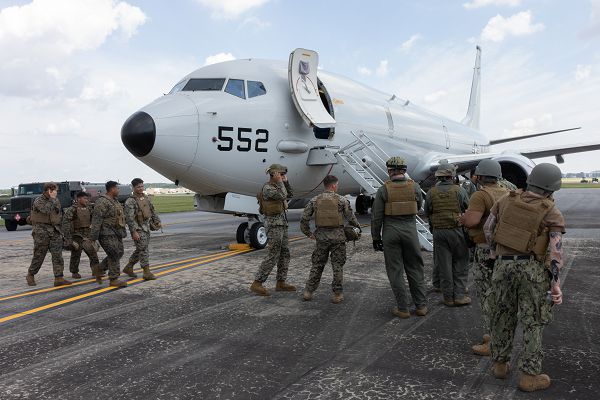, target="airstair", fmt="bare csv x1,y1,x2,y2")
335,131,433,251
